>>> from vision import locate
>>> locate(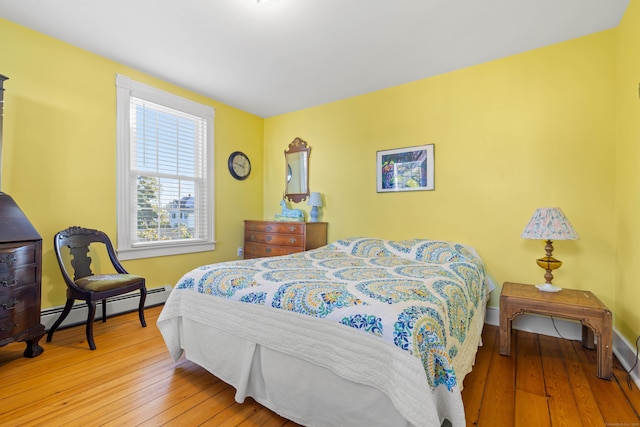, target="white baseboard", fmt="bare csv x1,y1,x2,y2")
485,306,640,387
613,332,640,387
41,284,172,331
